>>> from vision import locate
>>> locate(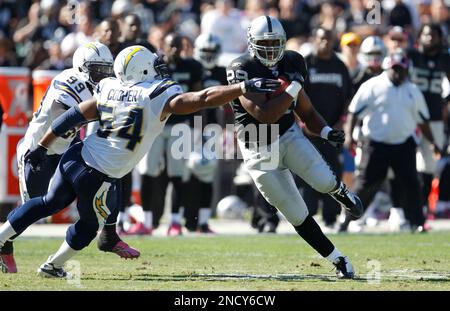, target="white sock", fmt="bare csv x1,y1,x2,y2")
118,211,127,224
144,211,153,229
198,208,211,225
48,240,79,268
325,247,343,264
0,221,17,248
171,212,181,224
